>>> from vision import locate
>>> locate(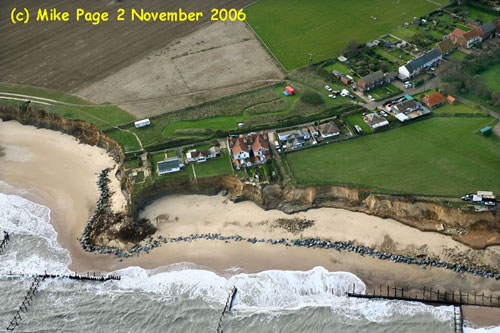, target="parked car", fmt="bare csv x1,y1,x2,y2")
325,85,333,92
461,194,474,201
328,94,336,99
484,201,496,206
367,95,375,101
380,111,388,117
385,103,392,112
348,94,355,99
